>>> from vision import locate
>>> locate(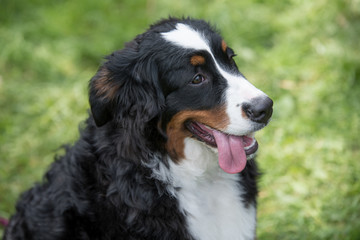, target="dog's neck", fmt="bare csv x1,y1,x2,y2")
147,137,257,240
